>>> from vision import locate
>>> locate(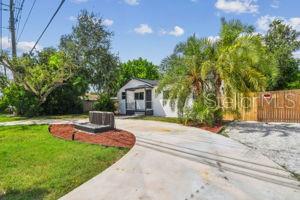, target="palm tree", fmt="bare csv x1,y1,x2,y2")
202,19,278,104
159,19,278,122
157,35,215,115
